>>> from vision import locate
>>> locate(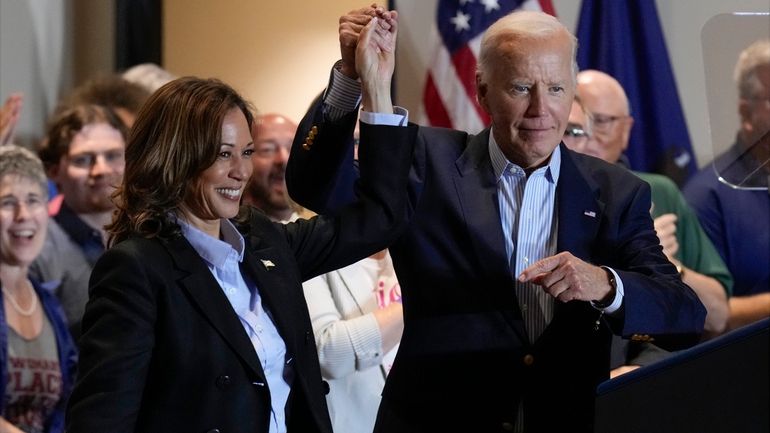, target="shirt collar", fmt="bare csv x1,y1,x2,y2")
276,211,301,224
177,216,245,269
487,129,561,184
54,201,104,248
